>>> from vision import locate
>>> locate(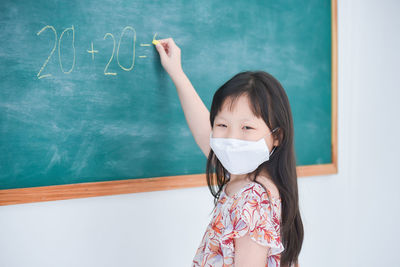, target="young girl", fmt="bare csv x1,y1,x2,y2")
155,38,303,267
